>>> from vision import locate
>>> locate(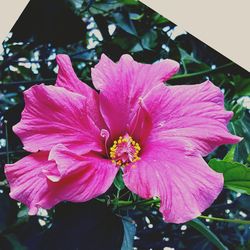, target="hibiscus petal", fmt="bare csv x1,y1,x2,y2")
14,84,103,154
41,145,118,205
56,54,105,129
5,146,118,214
4,151,53,215
123,139,224,223
143,80,242,155
43,144,87,182
91,54,179,138
56,54,93,96
92,54,179,91
129,99,152,146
